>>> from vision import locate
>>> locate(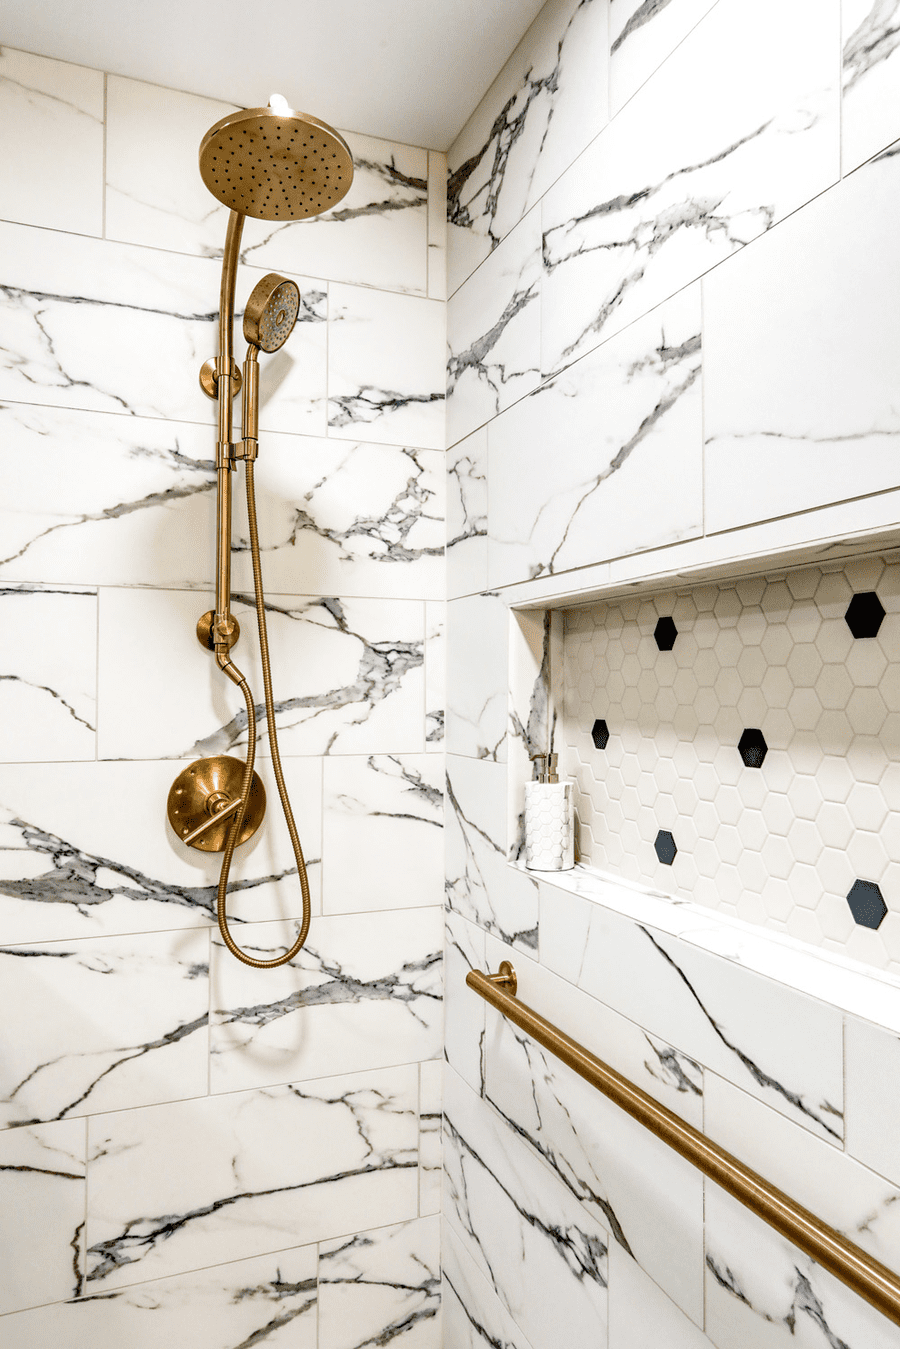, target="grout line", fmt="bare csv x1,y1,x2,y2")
101,73,108,241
